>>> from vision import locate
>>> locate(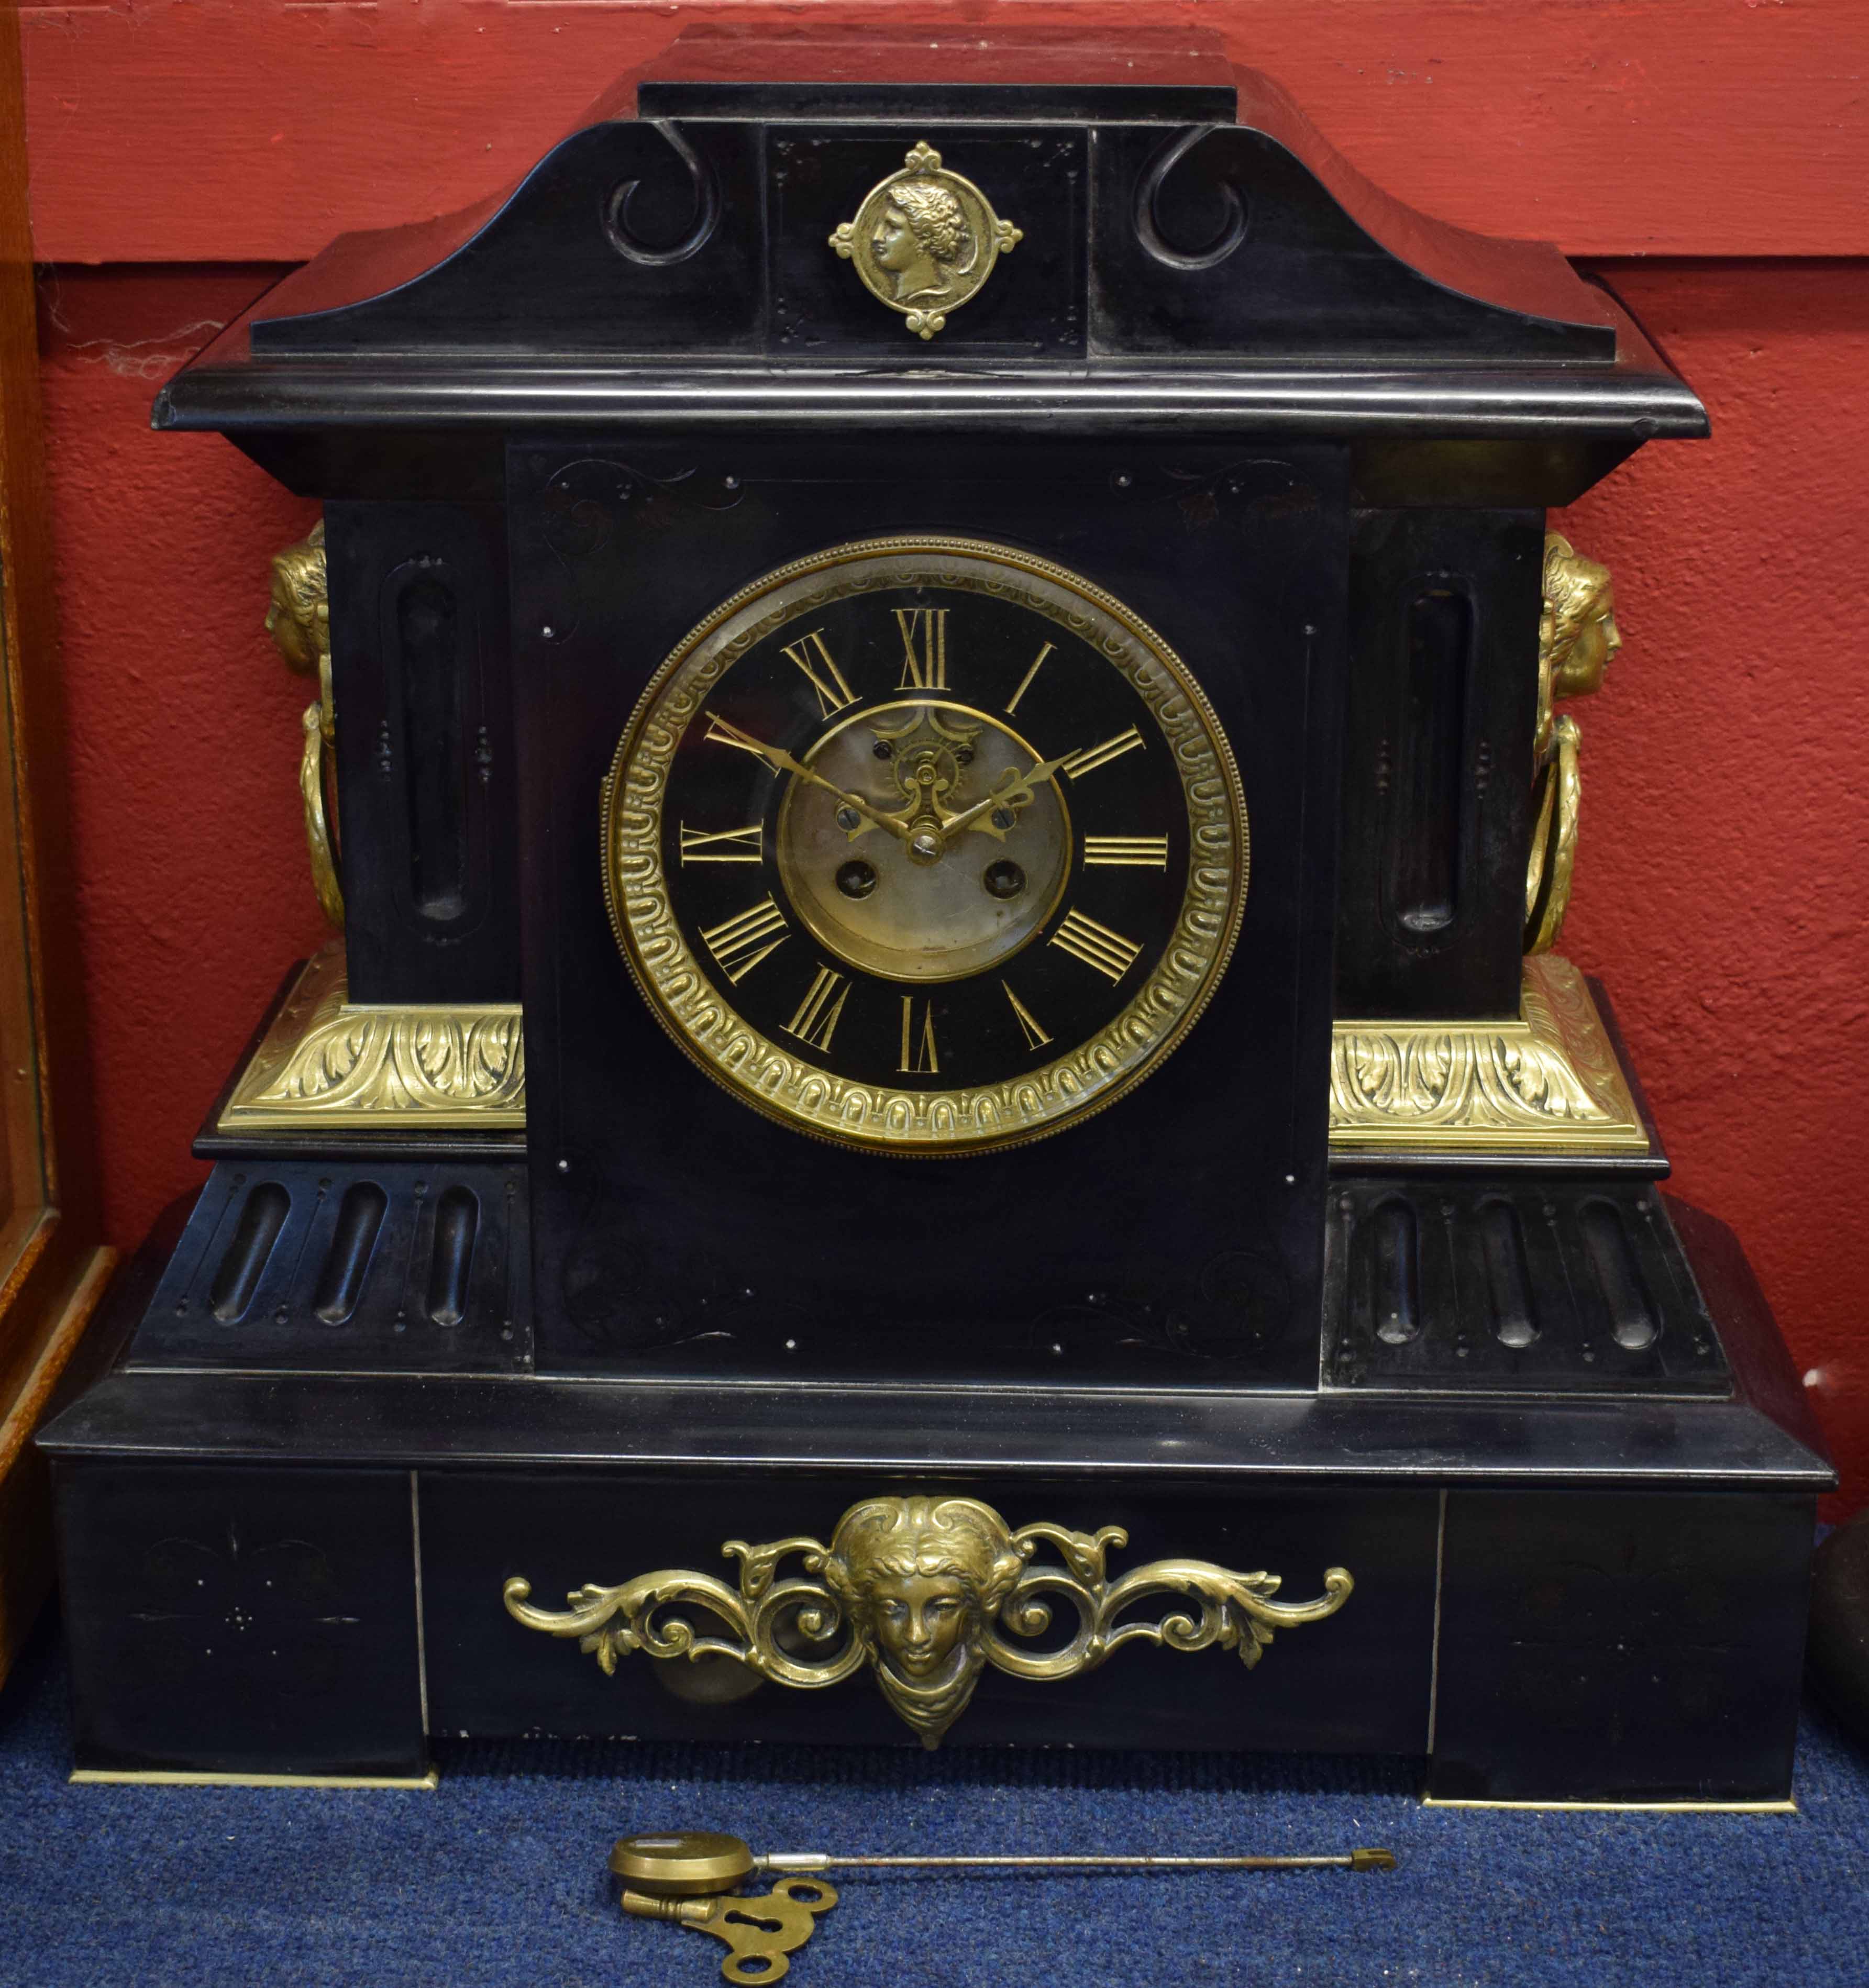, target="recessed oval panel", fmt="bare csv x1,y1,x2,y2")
427,1185,480,1328
1361,1197,1421,1346
1478,1198,1539,1349
1581,1198,1659,1351
397,570,468,923
209,1182,291,1324
1387,580,1475,939
313,1181,389,1325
